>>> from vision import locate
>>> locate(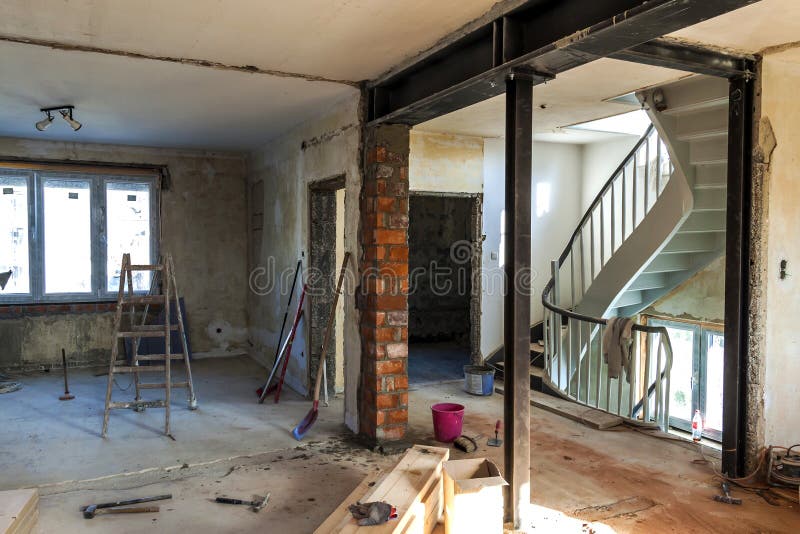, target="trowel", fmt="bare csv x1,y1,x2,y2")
487,419,502,447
